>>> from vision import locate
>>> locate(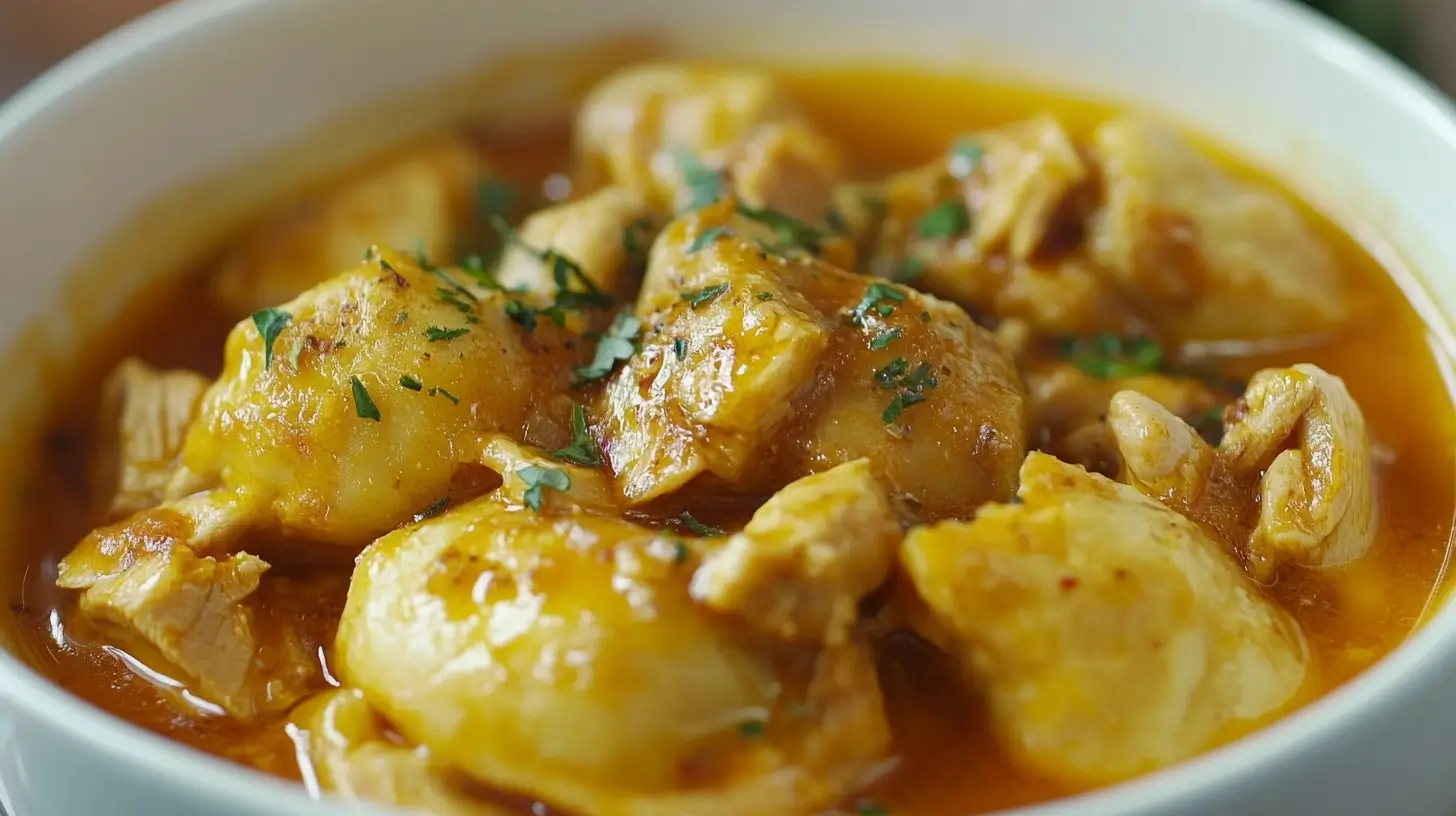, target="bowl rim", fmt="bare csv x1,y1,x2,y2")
3,0,1456,813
